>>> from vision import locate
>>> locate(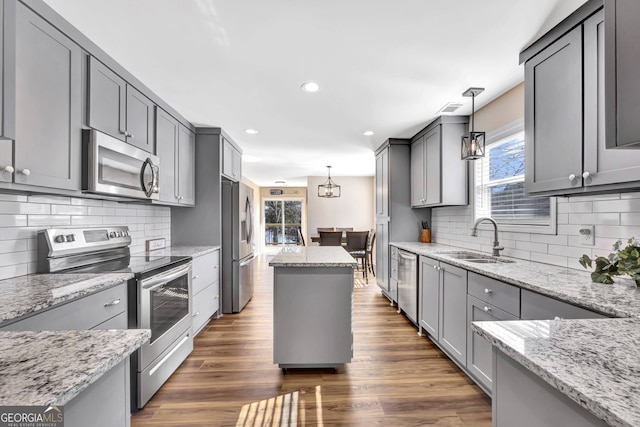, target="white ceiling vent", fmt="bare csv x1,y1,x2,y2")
436,102,463,114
